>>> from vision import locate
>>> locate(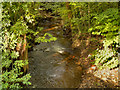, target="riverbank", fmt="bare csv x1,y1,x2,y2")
71,33,119,88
